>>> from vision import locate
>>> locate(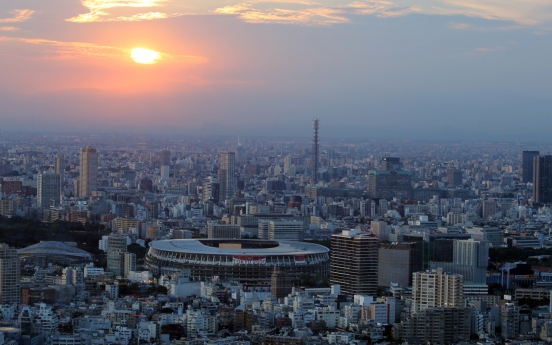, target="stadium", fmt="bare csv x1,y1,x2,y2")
145,239,330,282
18,241,94,267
